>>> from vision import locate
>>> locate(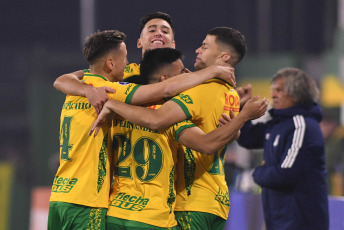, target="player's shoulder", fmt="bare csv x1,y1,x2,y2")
124,63,140,76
